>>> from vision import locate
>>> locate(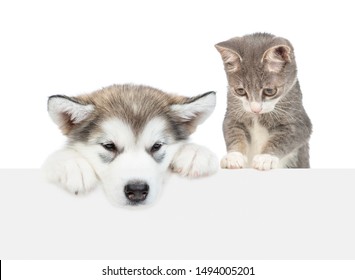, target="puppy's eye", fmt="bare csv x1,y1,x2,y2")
263,88,278,96
150,142,163,153
235,88,247,96
101,142,117,152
